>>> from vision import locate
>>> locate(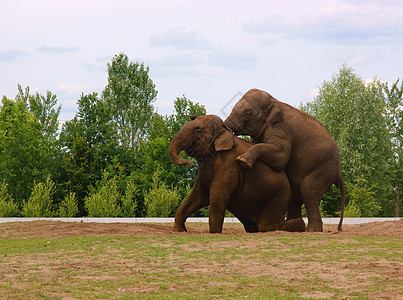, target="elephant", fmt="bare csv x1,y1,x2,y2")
169,114,306,233
224,89,345,232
